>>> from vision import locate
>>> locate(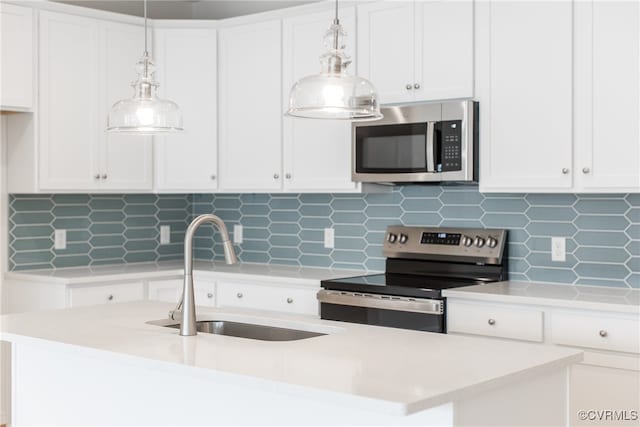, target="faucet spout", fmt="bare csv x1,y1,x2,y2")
175,214,237,336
